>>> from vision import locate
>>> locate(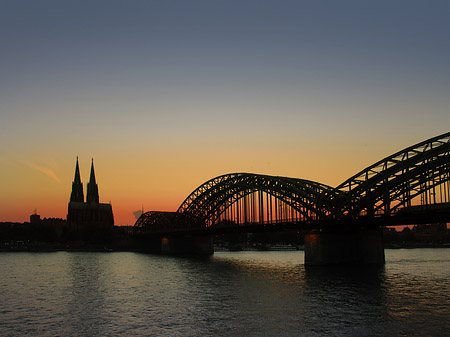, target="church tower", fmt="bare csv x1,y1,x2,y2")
87,158,99,203
70,157,84,202
68,157,114,238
